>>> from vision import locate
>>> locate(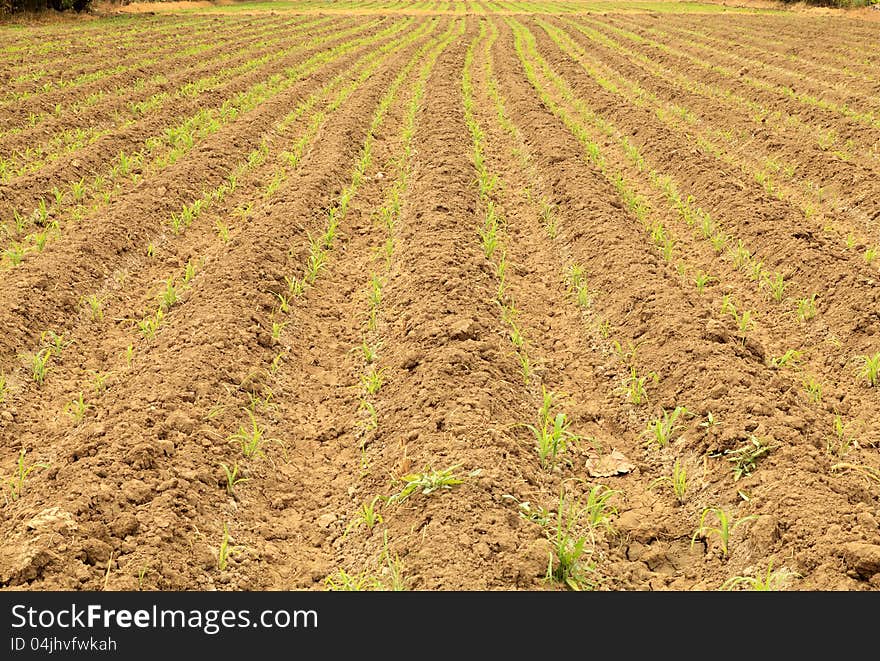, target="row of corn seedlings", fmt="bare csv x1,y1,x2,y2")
0,18,406,269
0,15,340,177
554,17,880,269
212,20,447,582
328,23,465,591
